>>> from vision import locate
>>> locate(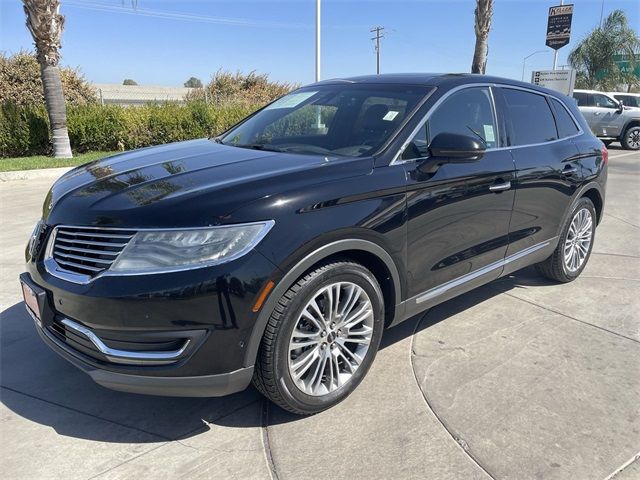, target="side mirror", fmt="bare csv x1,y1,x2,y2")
616,101,624,113
428,132,486,163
